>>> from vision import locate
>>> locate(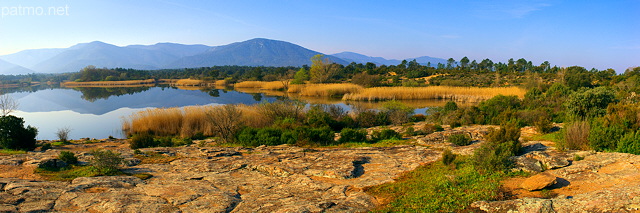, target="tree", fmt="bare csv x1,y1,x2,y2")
291,68,309,84
56,127,72,142
0,115,38,150
309,54,340,83
460,56,470,69
0,94,18,116
446,58,456,69
206,104,244,143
